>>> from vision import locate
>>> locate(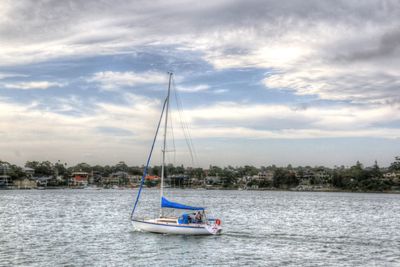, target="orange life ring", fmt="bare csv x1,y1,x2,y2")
215,219,221,225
